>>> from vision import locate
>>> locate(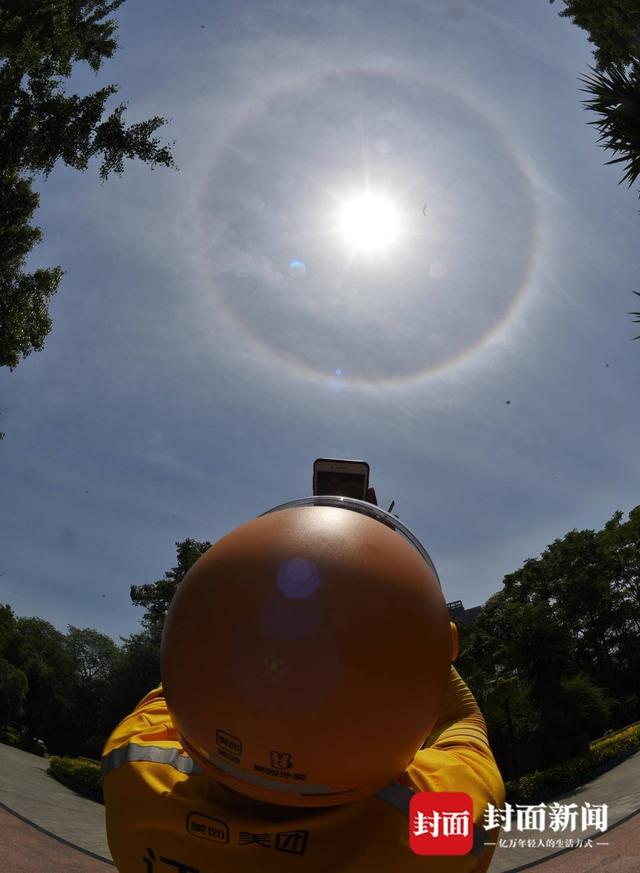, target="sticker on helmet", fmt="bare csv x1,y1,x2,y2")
270,750,293,769
253,761,307,781
215,729,242,764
